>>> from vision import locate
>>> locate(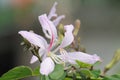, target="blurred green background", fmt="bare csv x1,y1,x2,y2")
0,0,120,79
